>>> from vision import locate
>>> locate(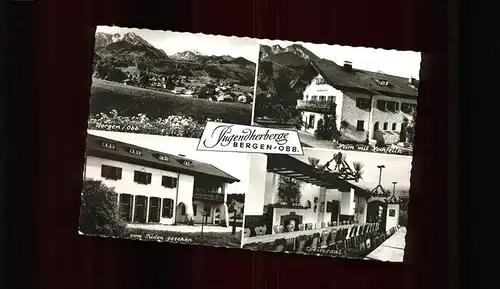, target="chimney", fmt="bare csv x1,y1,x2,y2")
408,76,417,86
343,61,353,72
